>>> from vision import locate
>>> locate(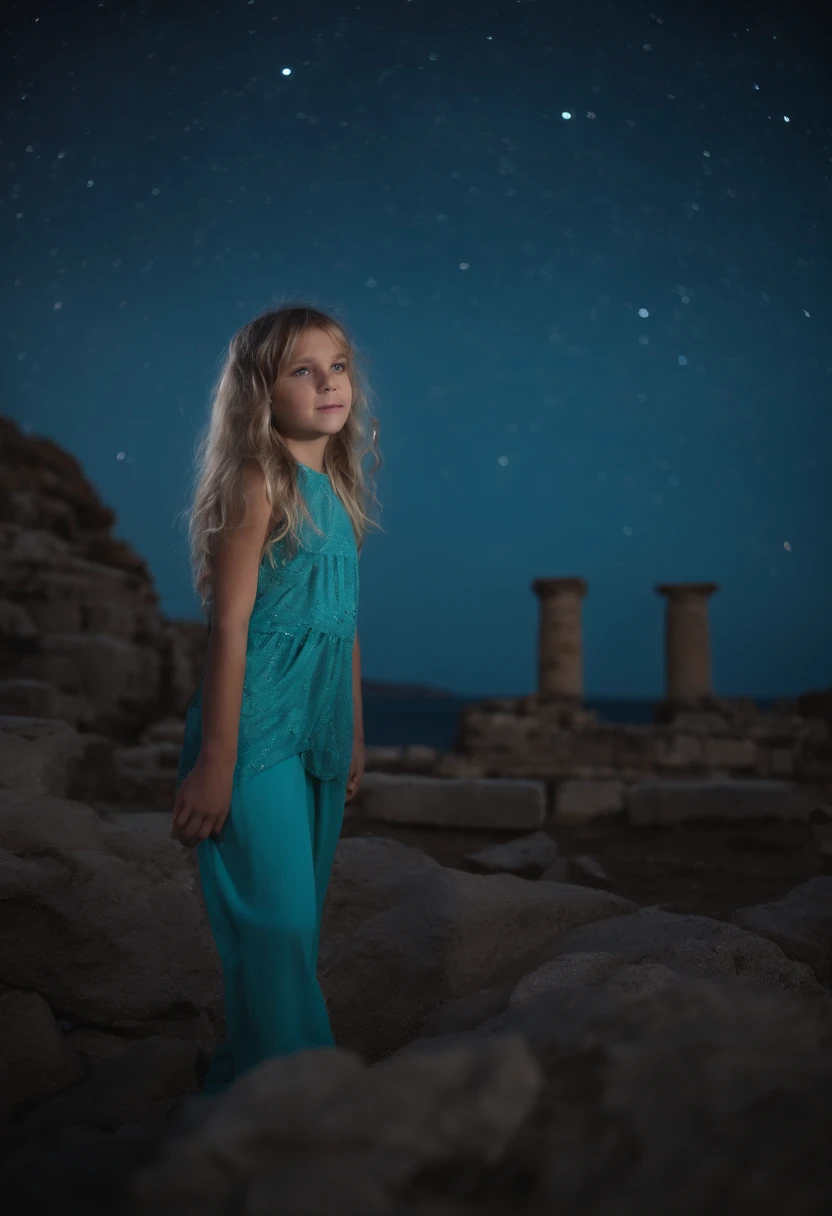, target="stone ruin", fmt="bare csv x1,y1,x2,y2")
1,413,830,832
2,414,832,1214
